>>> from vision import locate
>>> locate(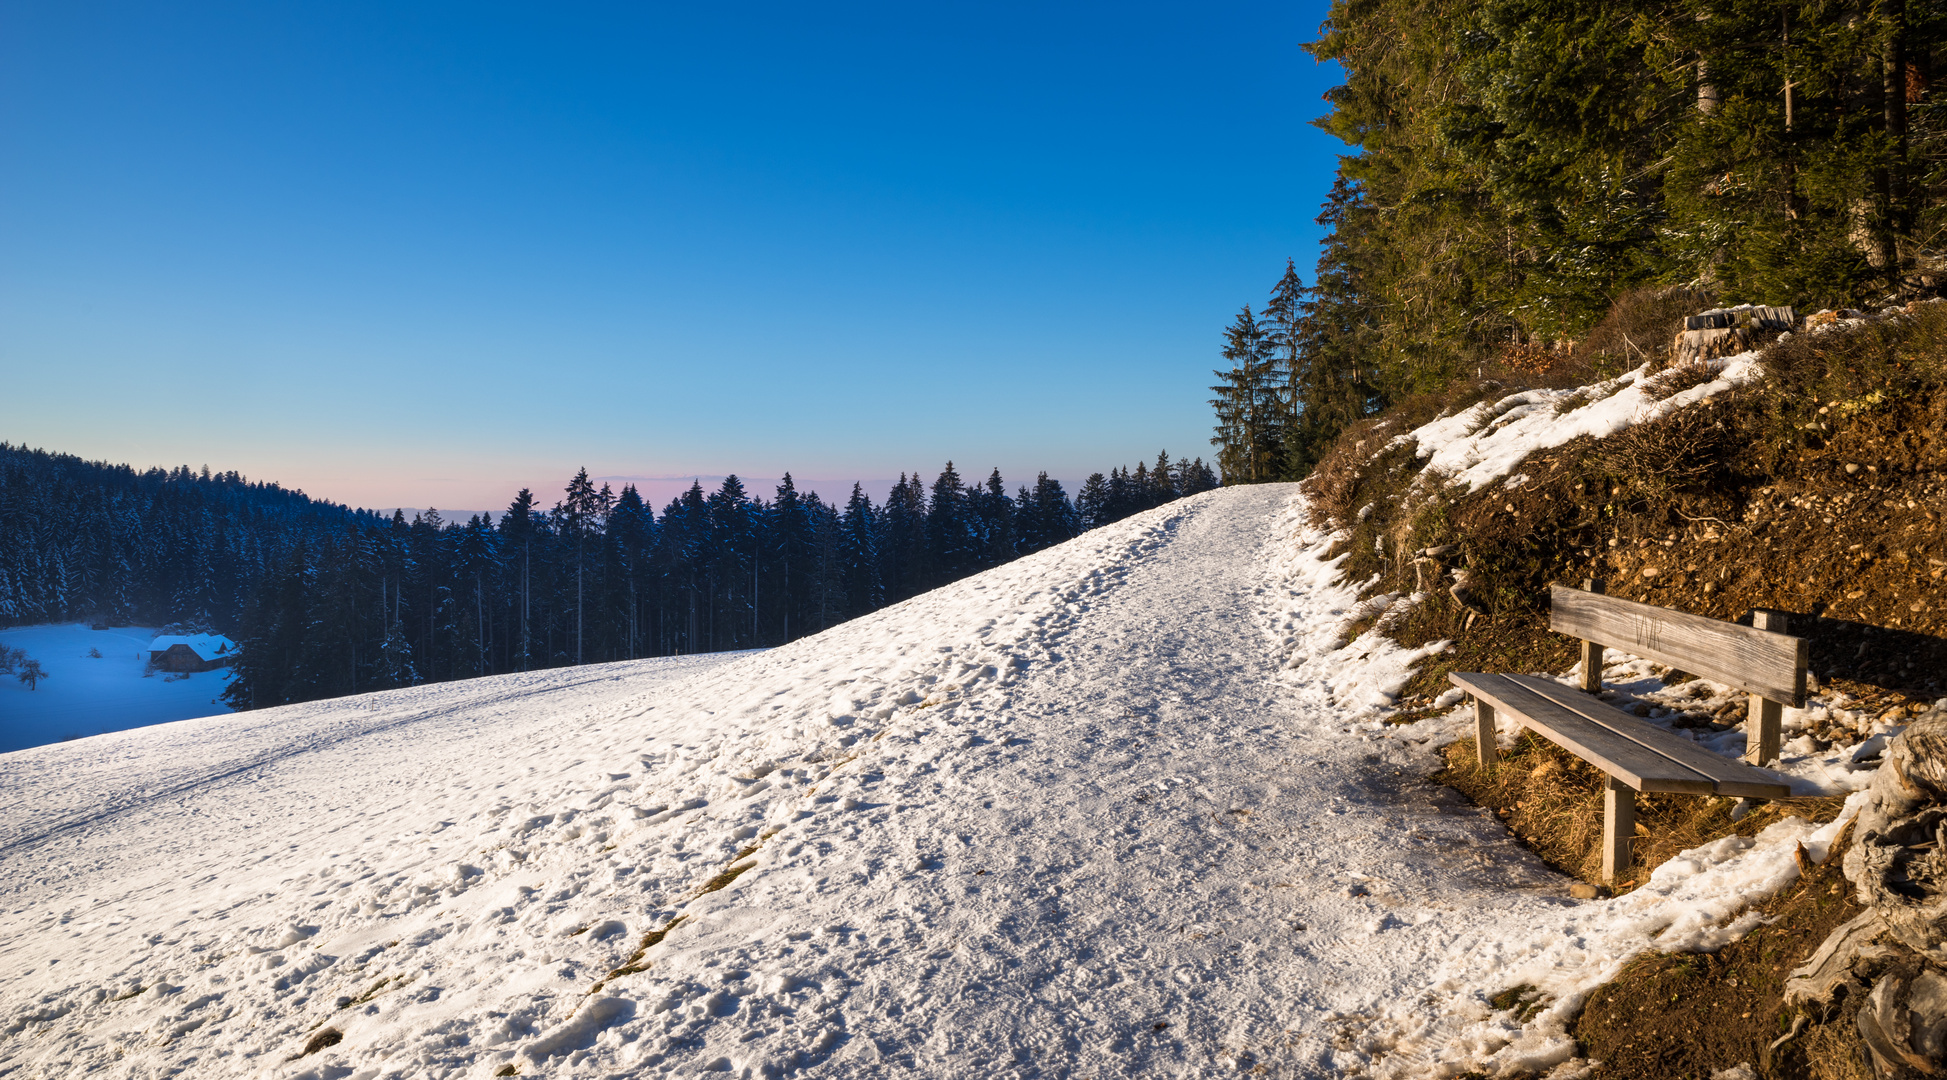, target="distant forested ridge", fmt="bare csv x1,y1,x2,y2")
1211,0,1944,479
0,443,1216,709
